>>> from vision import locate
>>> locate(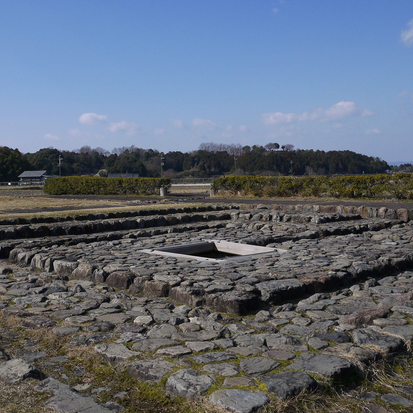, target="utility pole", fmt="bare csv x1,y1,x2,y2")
58,155,63,177
289,160,293,175
234,155,237,175
160,154,165,178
